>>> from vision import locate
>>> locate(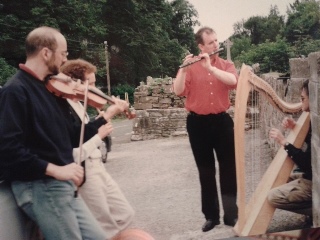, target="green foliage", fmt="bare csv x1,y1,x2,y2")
0,0,198,88
230,36,252,59
169,0,199,54
241,6,284,44
298,39,320,57
111,83,136,105
100,0,198,86
230,1,320,73
234,39,292,73
2,0,320,83
284,0,320,42
0,58,17,86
